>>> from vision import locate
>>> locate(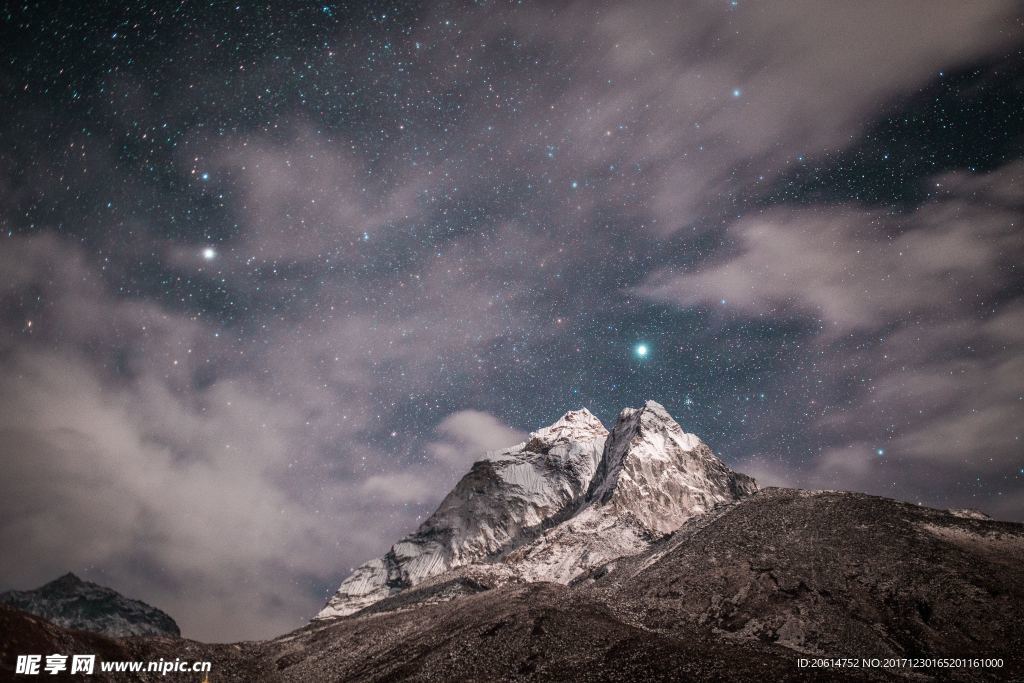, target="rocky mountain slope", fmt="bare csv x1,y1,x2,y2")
0,573,179,638
583,488,1024,668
